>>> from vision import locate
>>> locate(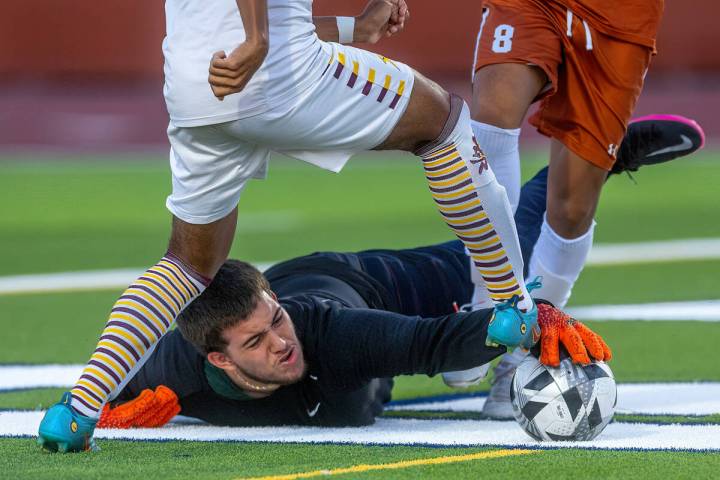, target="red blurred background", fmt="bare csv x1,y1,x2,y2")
1,0,718,151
